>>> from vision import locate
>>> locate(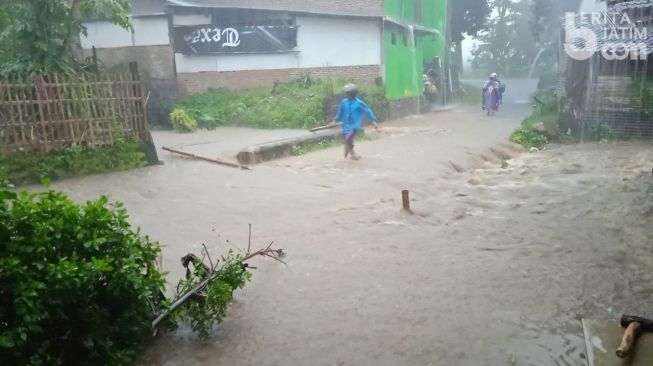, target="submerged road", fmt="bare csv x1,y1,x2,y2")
45,79,653,365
